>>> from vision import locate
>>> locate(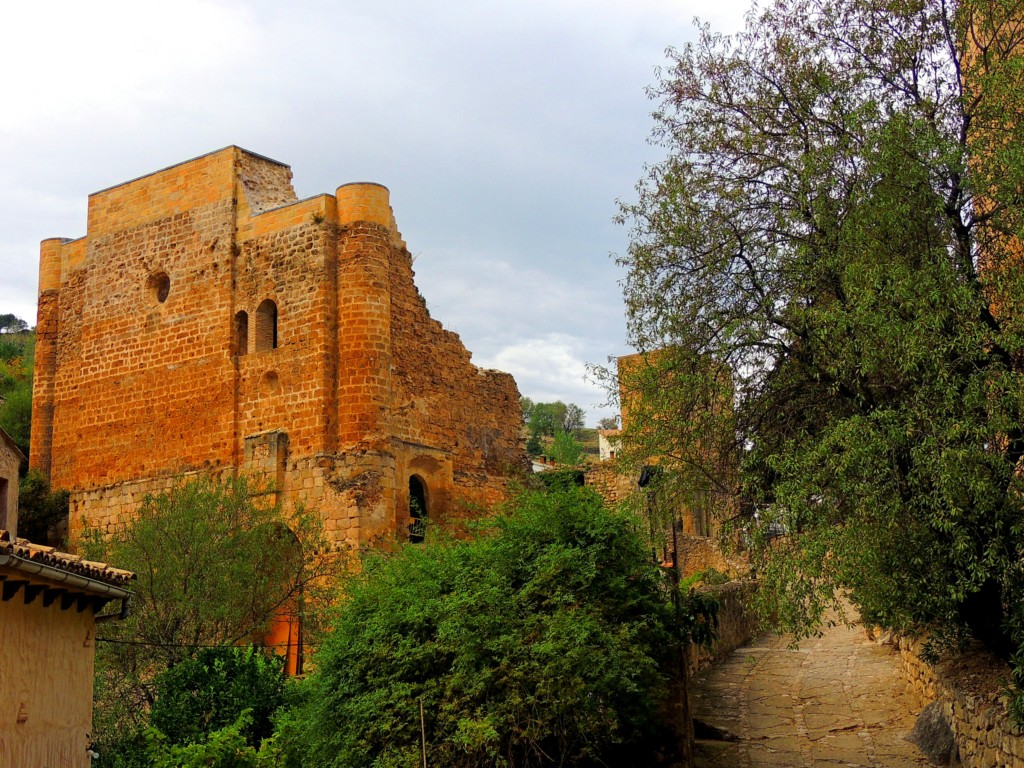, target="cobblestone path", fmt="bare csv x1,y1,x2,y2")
691,614,931,767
